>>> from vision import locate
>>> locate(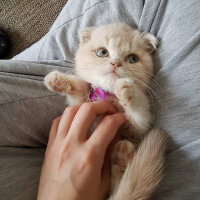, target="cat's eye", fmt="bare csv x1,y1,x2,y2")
127,54,138,63
96,48,109,57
